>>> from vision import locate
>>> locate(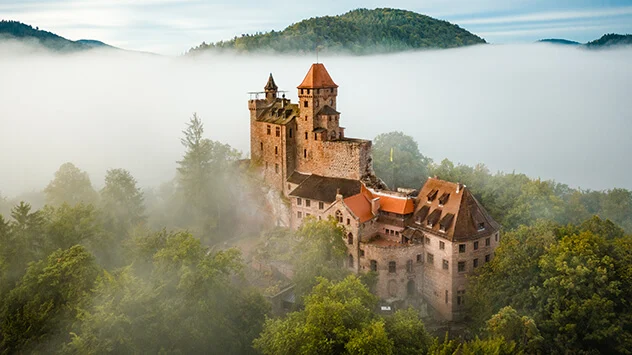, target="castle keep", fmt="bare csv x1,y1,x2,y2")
249,63,500,320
